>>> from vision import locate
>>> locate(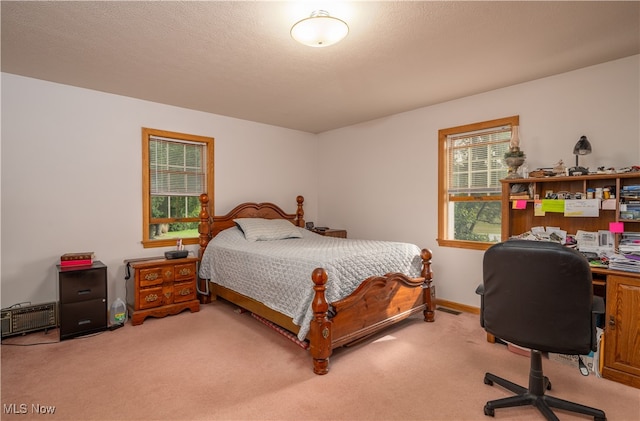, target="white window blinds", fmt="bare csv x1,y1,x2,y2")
447,125,511,196
150,136,206,197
